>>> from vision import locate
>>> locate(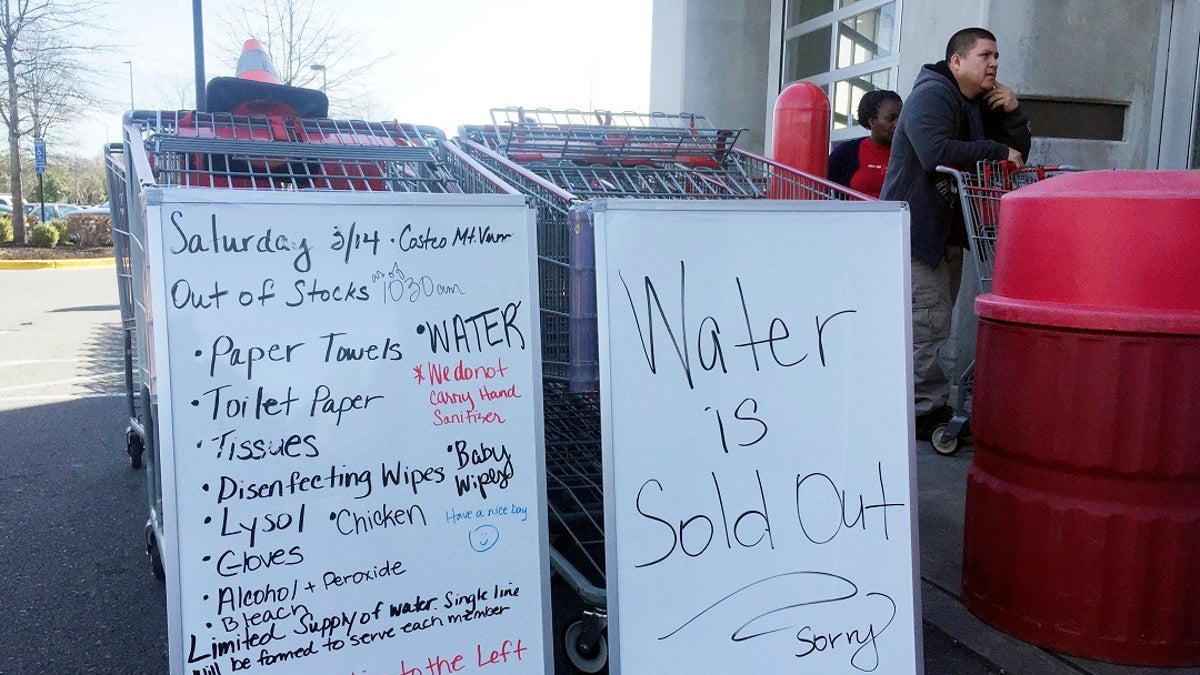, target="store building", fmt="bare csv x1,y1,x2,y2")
651,0,1200,170
650,0,1198,417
